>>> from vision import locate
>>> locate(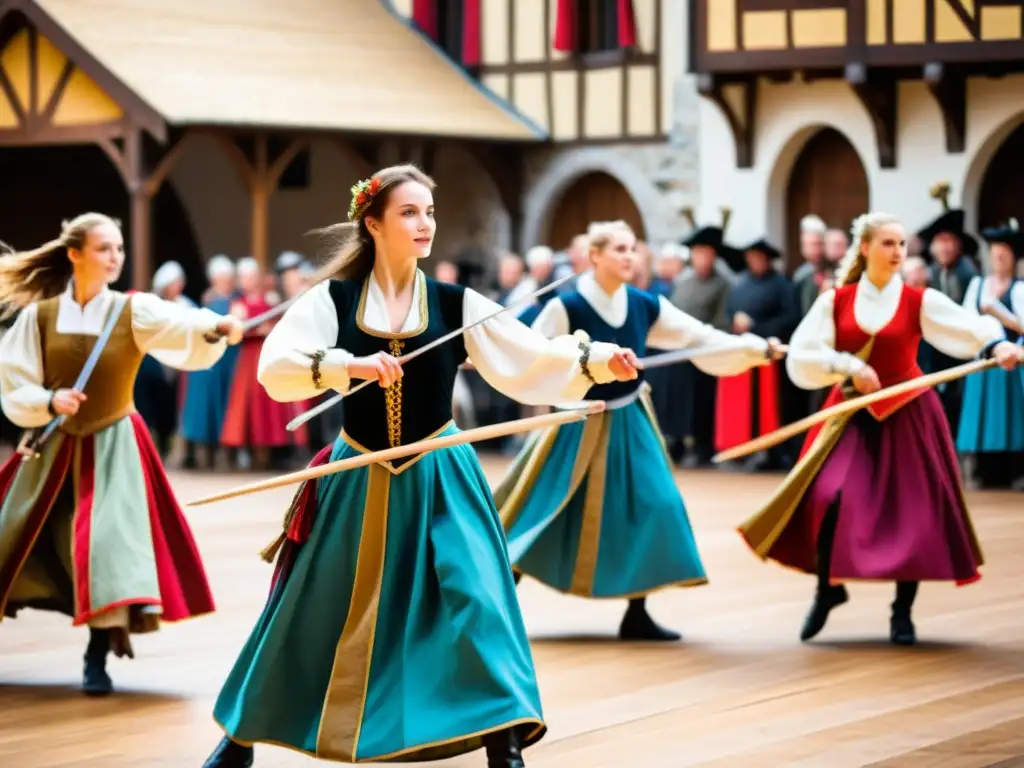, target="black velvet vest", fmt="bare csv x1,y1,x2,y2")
328,274,467,465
